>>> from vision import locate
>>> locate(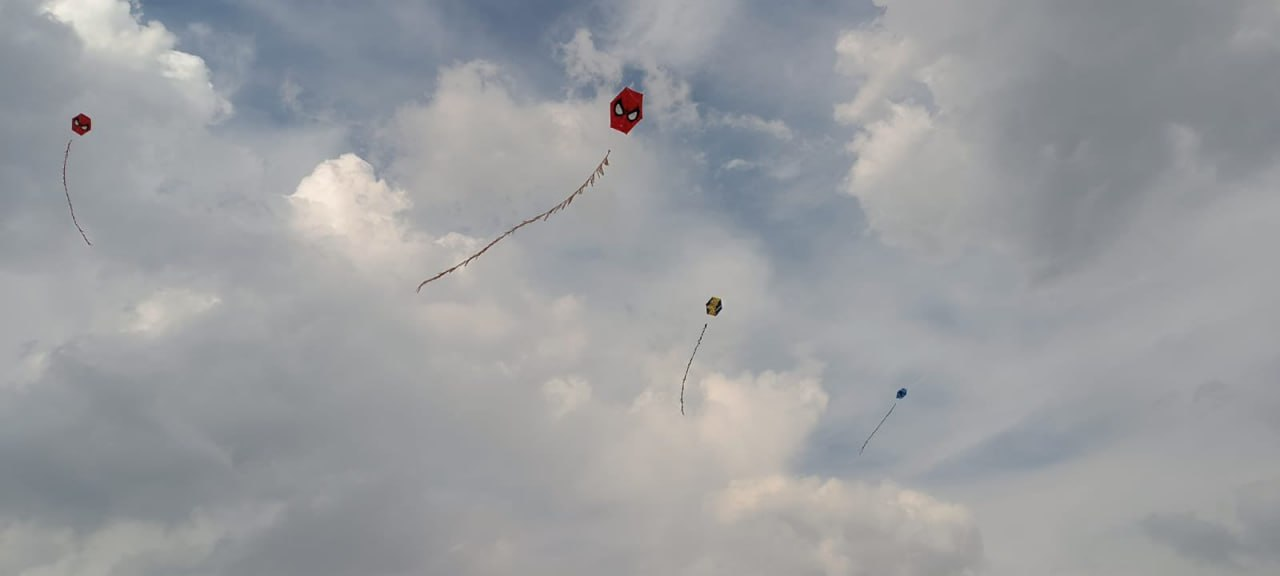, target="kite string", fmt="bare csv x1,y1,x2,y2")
859,402,896,455
62,138,91,246
680,322,708,416
416,150,612,292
